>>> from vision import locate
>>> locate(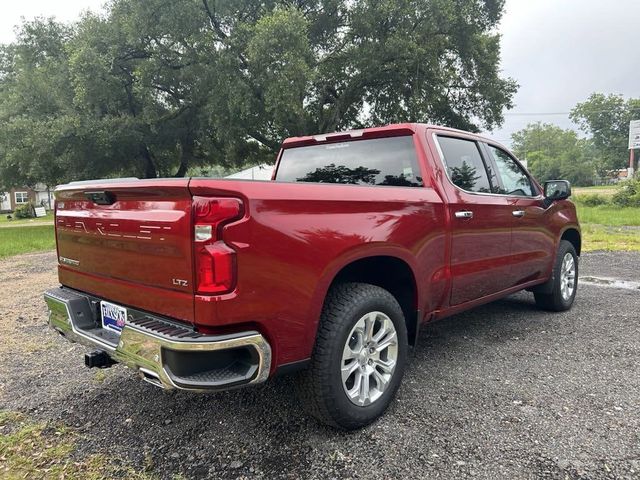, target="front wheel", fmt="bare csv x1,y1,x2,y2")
295,282,408,430
534,240,578,311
